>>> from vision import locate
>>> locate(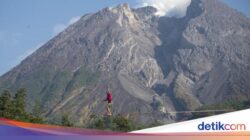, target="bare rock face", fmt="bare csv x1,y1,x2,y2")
0,0,250,125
